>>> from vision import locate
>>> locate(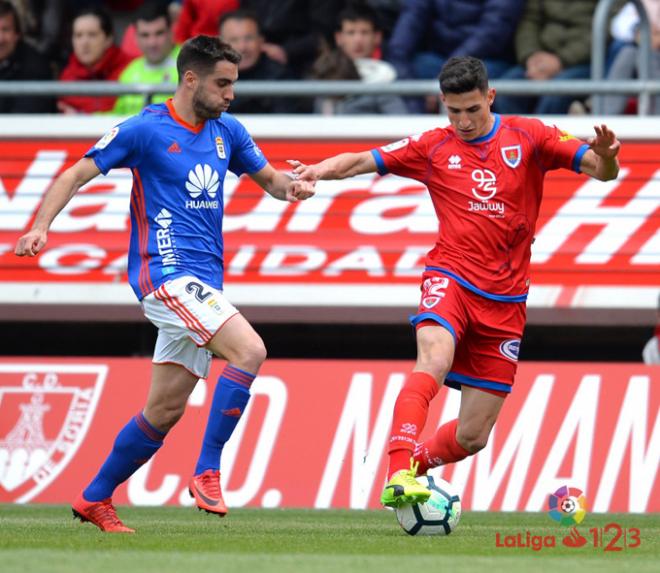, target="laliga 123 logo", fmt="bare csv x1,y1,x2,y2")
0,364,106,503
496,485,642,551
547,485,587,526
